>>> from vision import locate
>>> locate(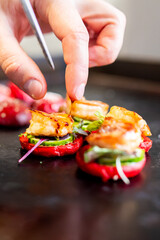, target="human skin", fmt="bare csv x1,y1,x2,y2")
0,0,126,100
